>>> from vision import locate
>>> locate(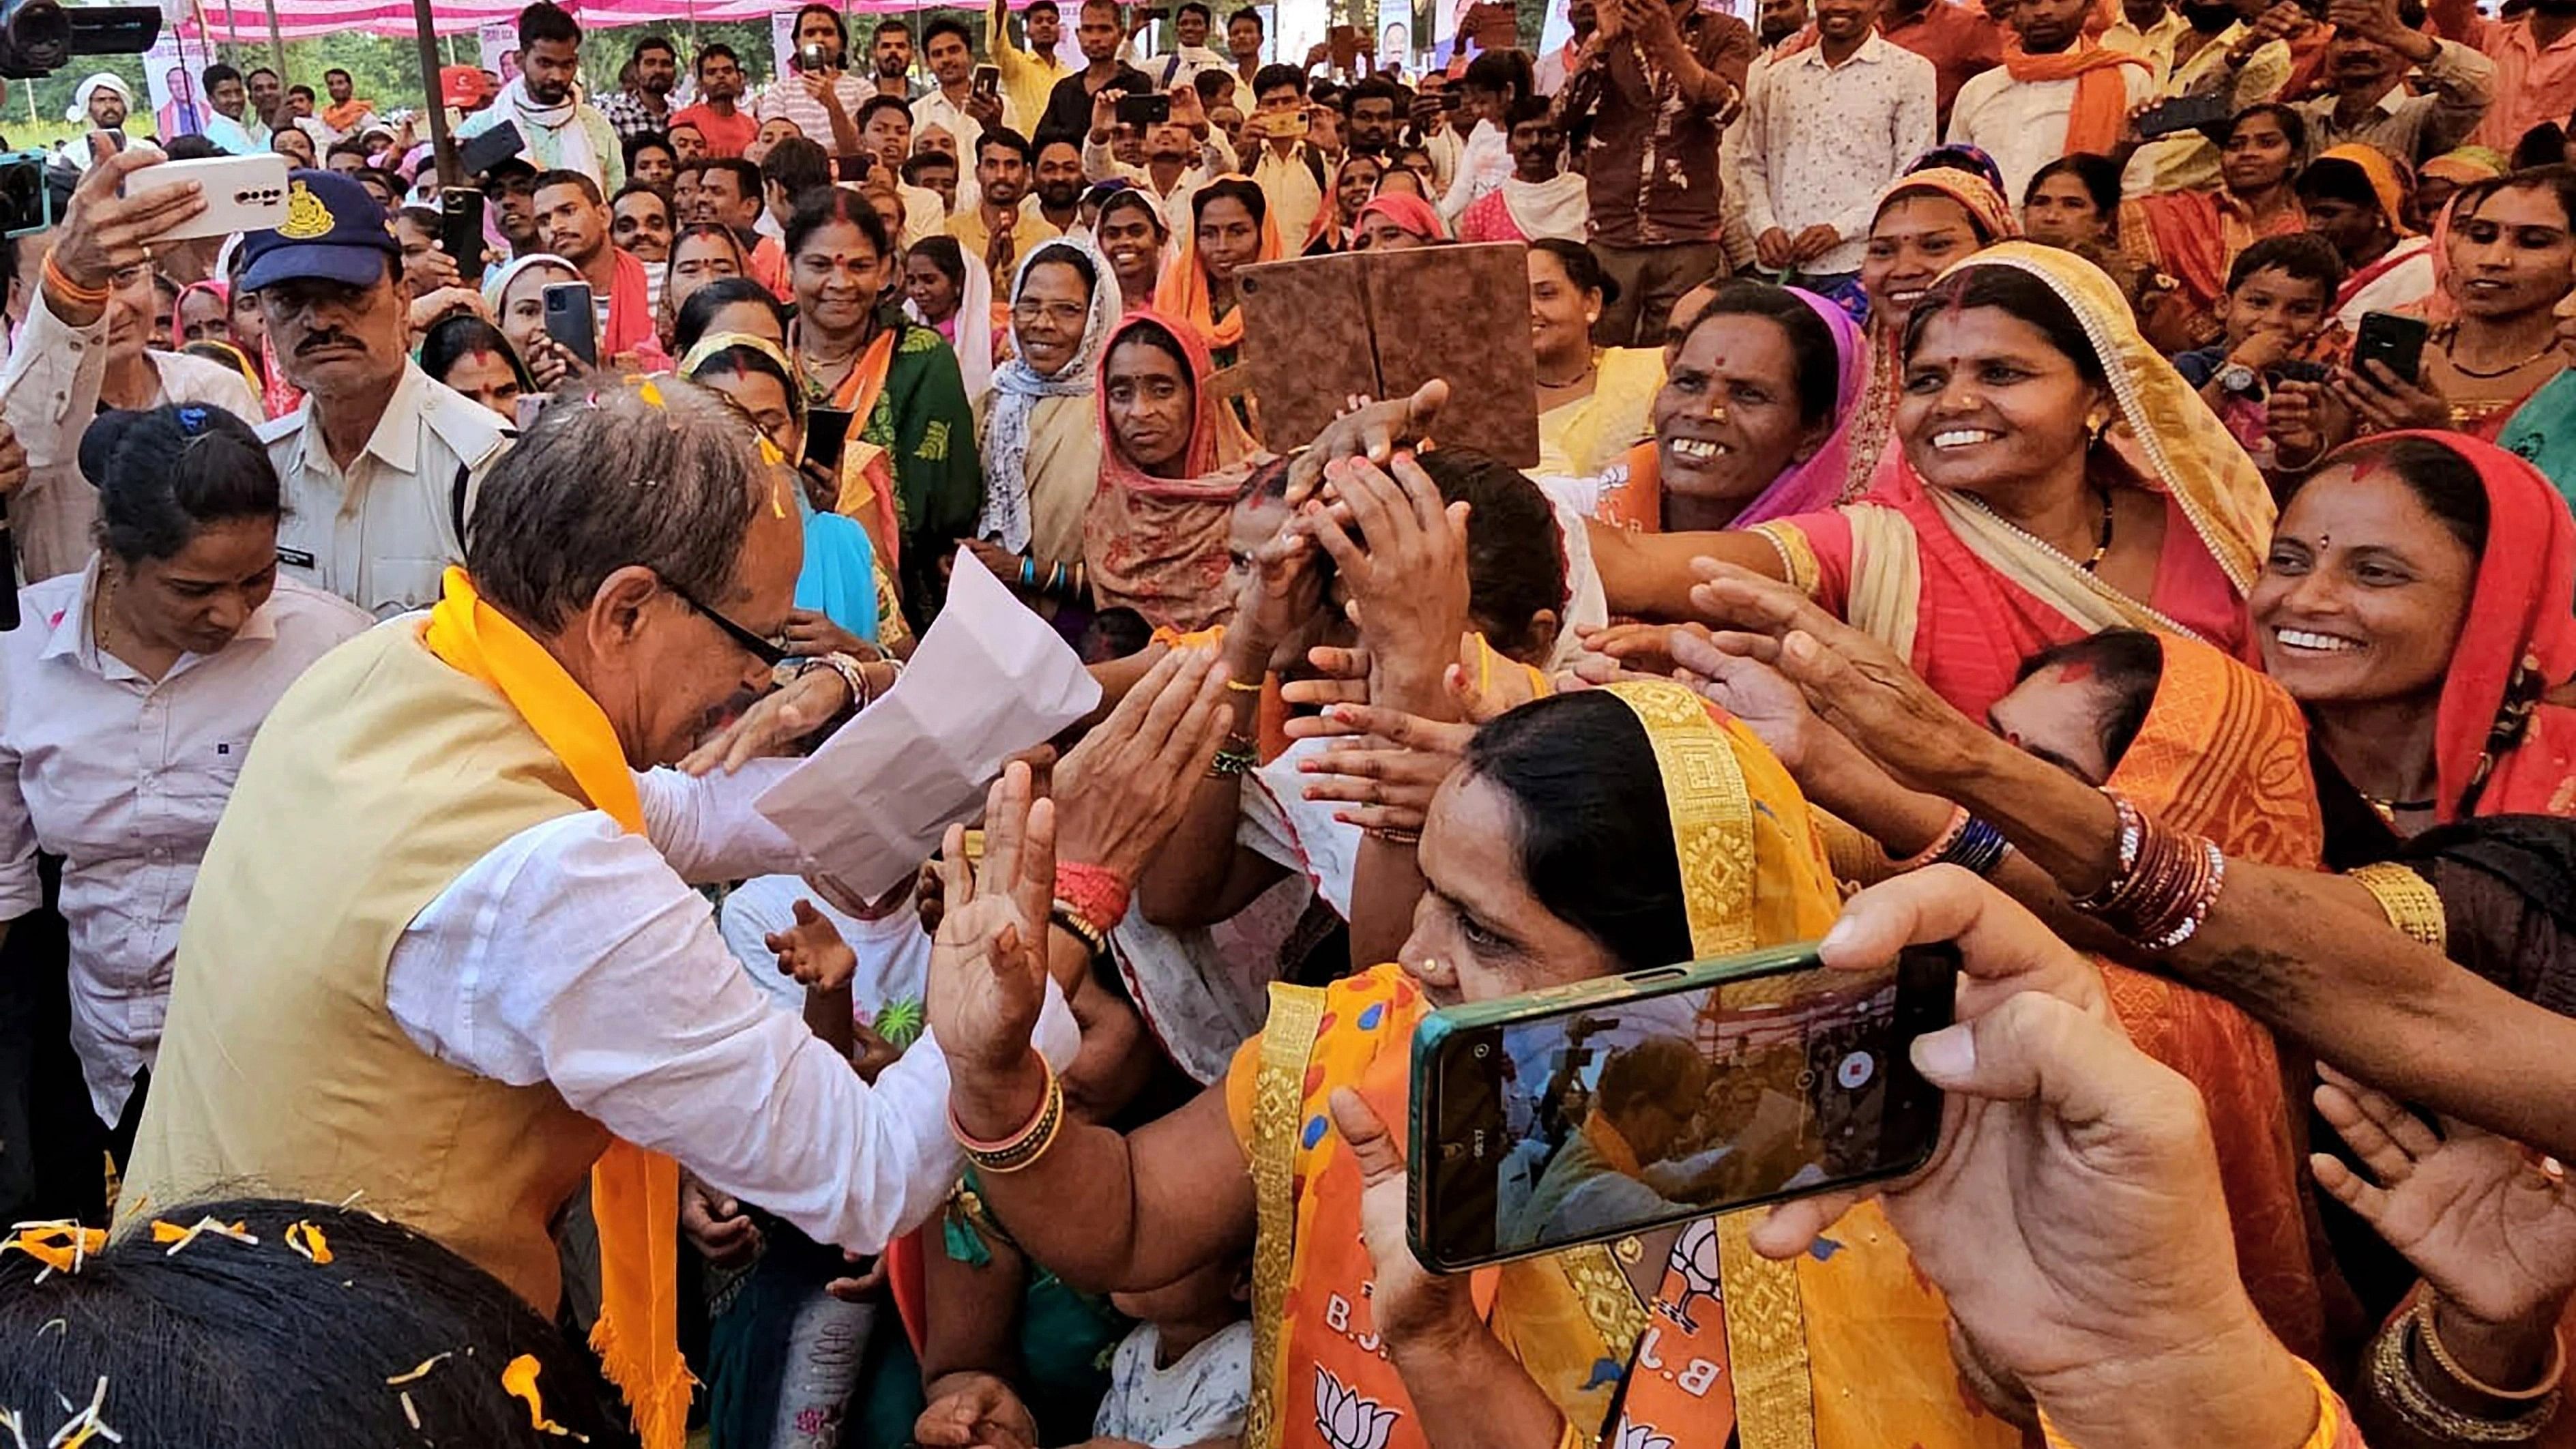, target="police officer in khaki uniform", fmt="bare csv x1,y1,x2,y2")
243,170,508,618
